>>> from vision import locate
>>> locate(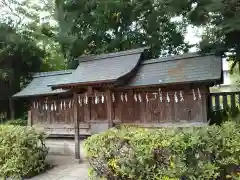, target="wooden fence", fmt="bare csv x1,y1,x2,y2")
209,91,240,111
